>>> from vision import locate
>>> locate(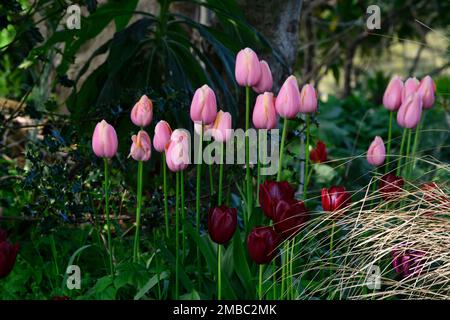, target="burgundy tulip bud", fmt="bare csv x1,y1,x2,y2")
247,226,280,264
309,140,327,163
392,249,425,279
321,186,352,216
208,205,237,244
273,200,308,239
383,76,403,111
378,173,404,200
259,180,295,220
0,229,20,279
